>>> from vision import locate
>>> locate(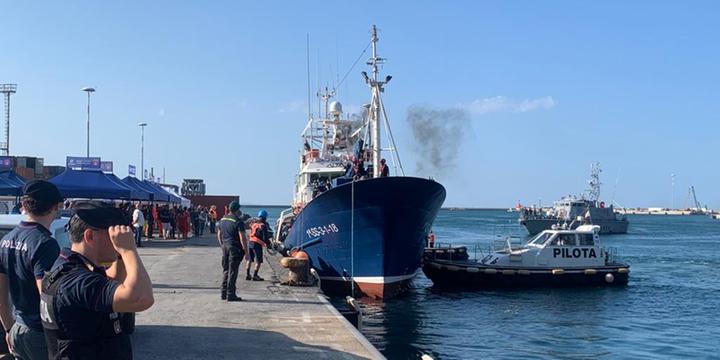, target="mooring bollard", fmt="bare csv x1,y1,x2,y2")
280,250,310,285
